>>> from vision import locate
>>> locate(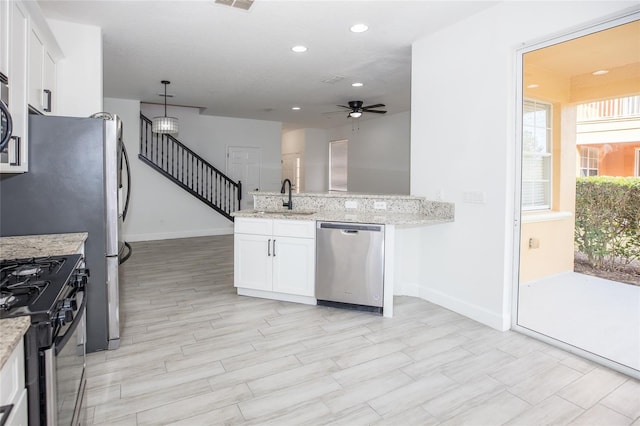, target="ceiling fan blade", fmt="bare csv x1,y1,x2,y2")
337,105,352,109
362,103,385,109
365,110,387,114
